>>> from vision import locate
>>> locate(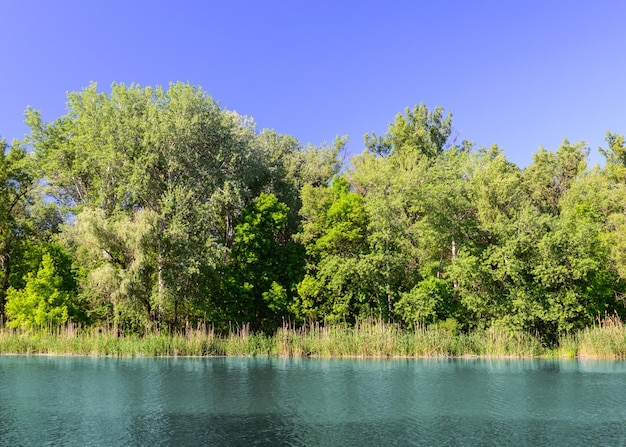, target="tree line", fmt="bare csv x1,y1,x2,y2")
2,82,626,342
